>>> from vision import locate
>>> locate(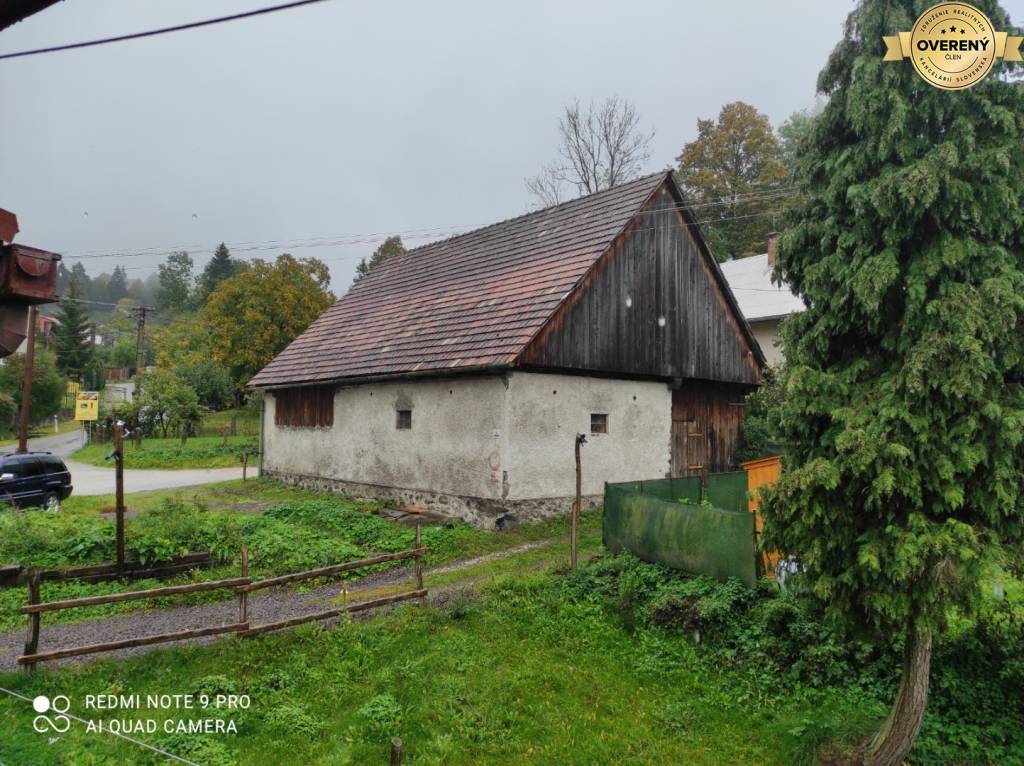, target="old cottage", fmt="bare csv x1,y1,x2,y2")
250,172,764,527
